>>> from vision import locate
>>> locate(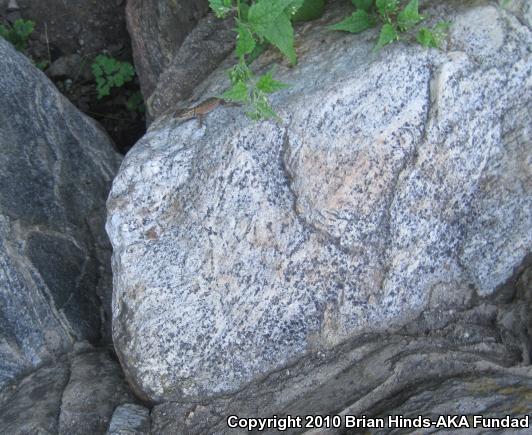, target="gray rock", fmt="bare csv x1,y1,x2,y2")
125,0,210,100
59,350,137,435
0,36,121,390
107,403,150,435
0,359,69,434
0,349,137,435
46,54,92,82
107,0,531,424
